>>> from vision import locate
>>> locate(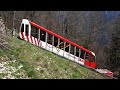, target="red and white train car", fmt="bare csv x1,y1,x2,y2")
19,19,113,77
